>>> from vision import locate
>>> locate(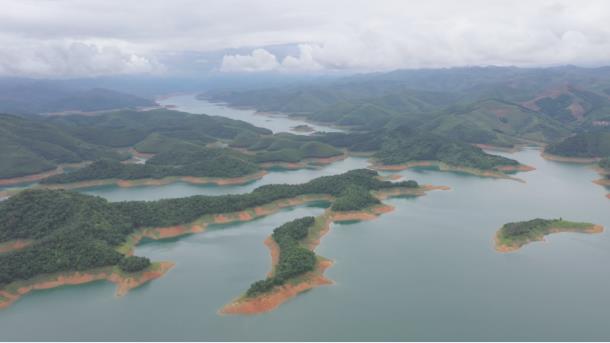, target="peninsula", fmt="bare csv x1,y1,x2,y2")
220,183,448,315
0,169,441,310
